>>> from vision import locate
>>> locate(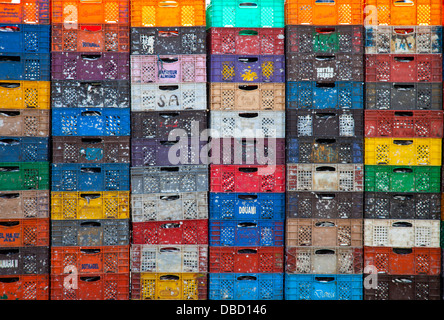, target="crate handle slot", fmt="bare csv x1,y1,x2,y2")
238,30,258,36
315,166,336,172
0,193,20,199
0,221,19,227
80,167,101,173
0,166,19,172
238,85,258,91
239,112,258,118
393,140,413,145
80,25,102,32
159,57,179,63
80,221,101,227
240,139,257,145
160,140,179,145
81,138,103,144
158,1,178,7
394,111,413,117
80,193,101,200
158,31,179,38
81,111,101,117
238,167,258,173
80,276,101,282
314,249,335,255
315,55,335,61
0,277,19,283
160,167,179,172
316,193,335,200
316,27,336,34
315,221,335,227
393,278,413,283
315,82,335,88
0,83,20,89
394,28,414,34
160,195,180,201
159,274,180,280
239,2,258,8
0,56,20,62
392,248,413,255
80,248,101,254
159,112,179,118
160,247,180,252
315,112,335,119
0,111,20,117
0,26,20,32
0,138,20,145
392,221,413,228
81,54,102,60
394,56,414,62
237,222,257,228
392,194,413,200
315,276,335,282
393,168,413,173
393,0,414,7
79,0,102,3
238,249,257,254
160,222,181,229
80,82,102,87
238,57,258,63
159,85,179,91
315,138,336,145
0,248,19,255
393,84,414,91
237,276,257,281
238,194,258,200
